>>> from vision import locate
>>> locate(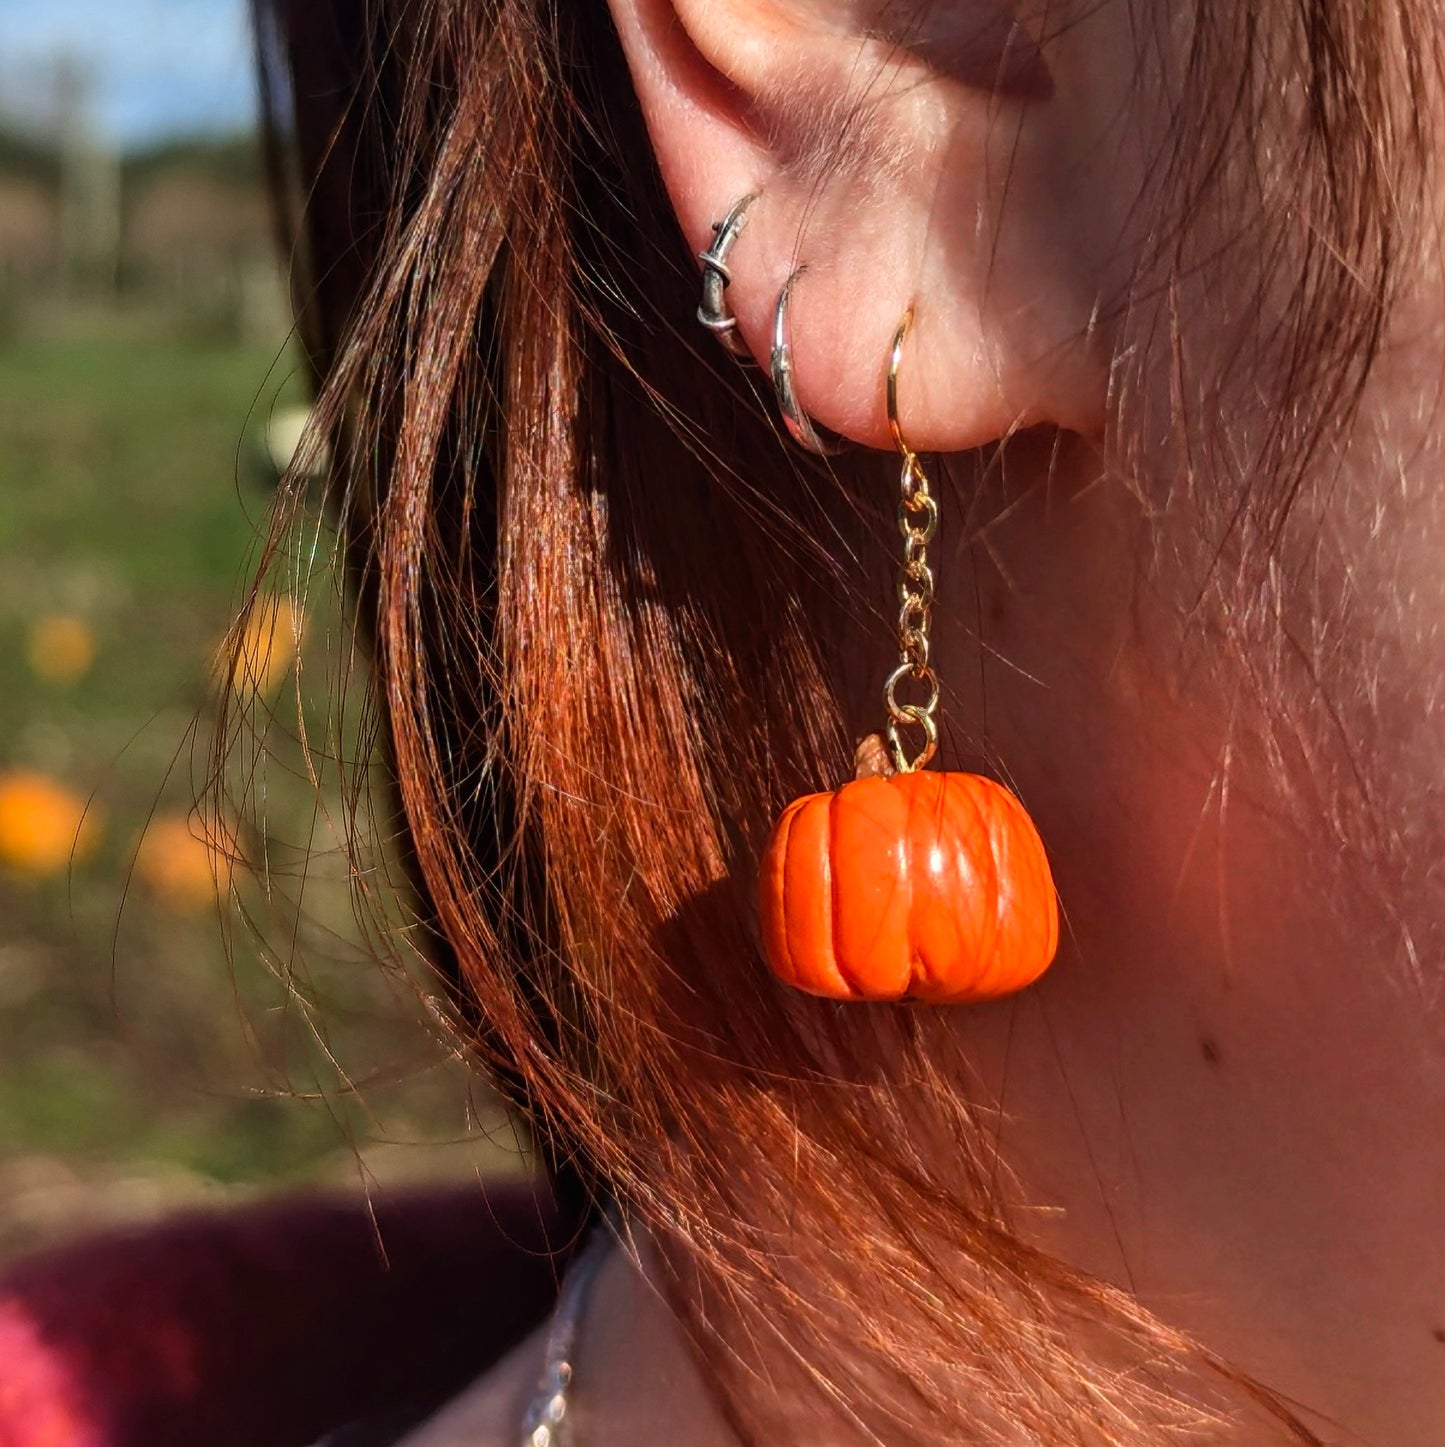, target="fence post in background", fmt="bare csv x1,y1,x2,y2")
53,56,120,298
